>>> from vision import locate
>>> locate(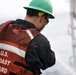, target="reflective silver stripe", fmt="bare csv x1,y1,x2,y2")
0,43,26,58
26,30,34,39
